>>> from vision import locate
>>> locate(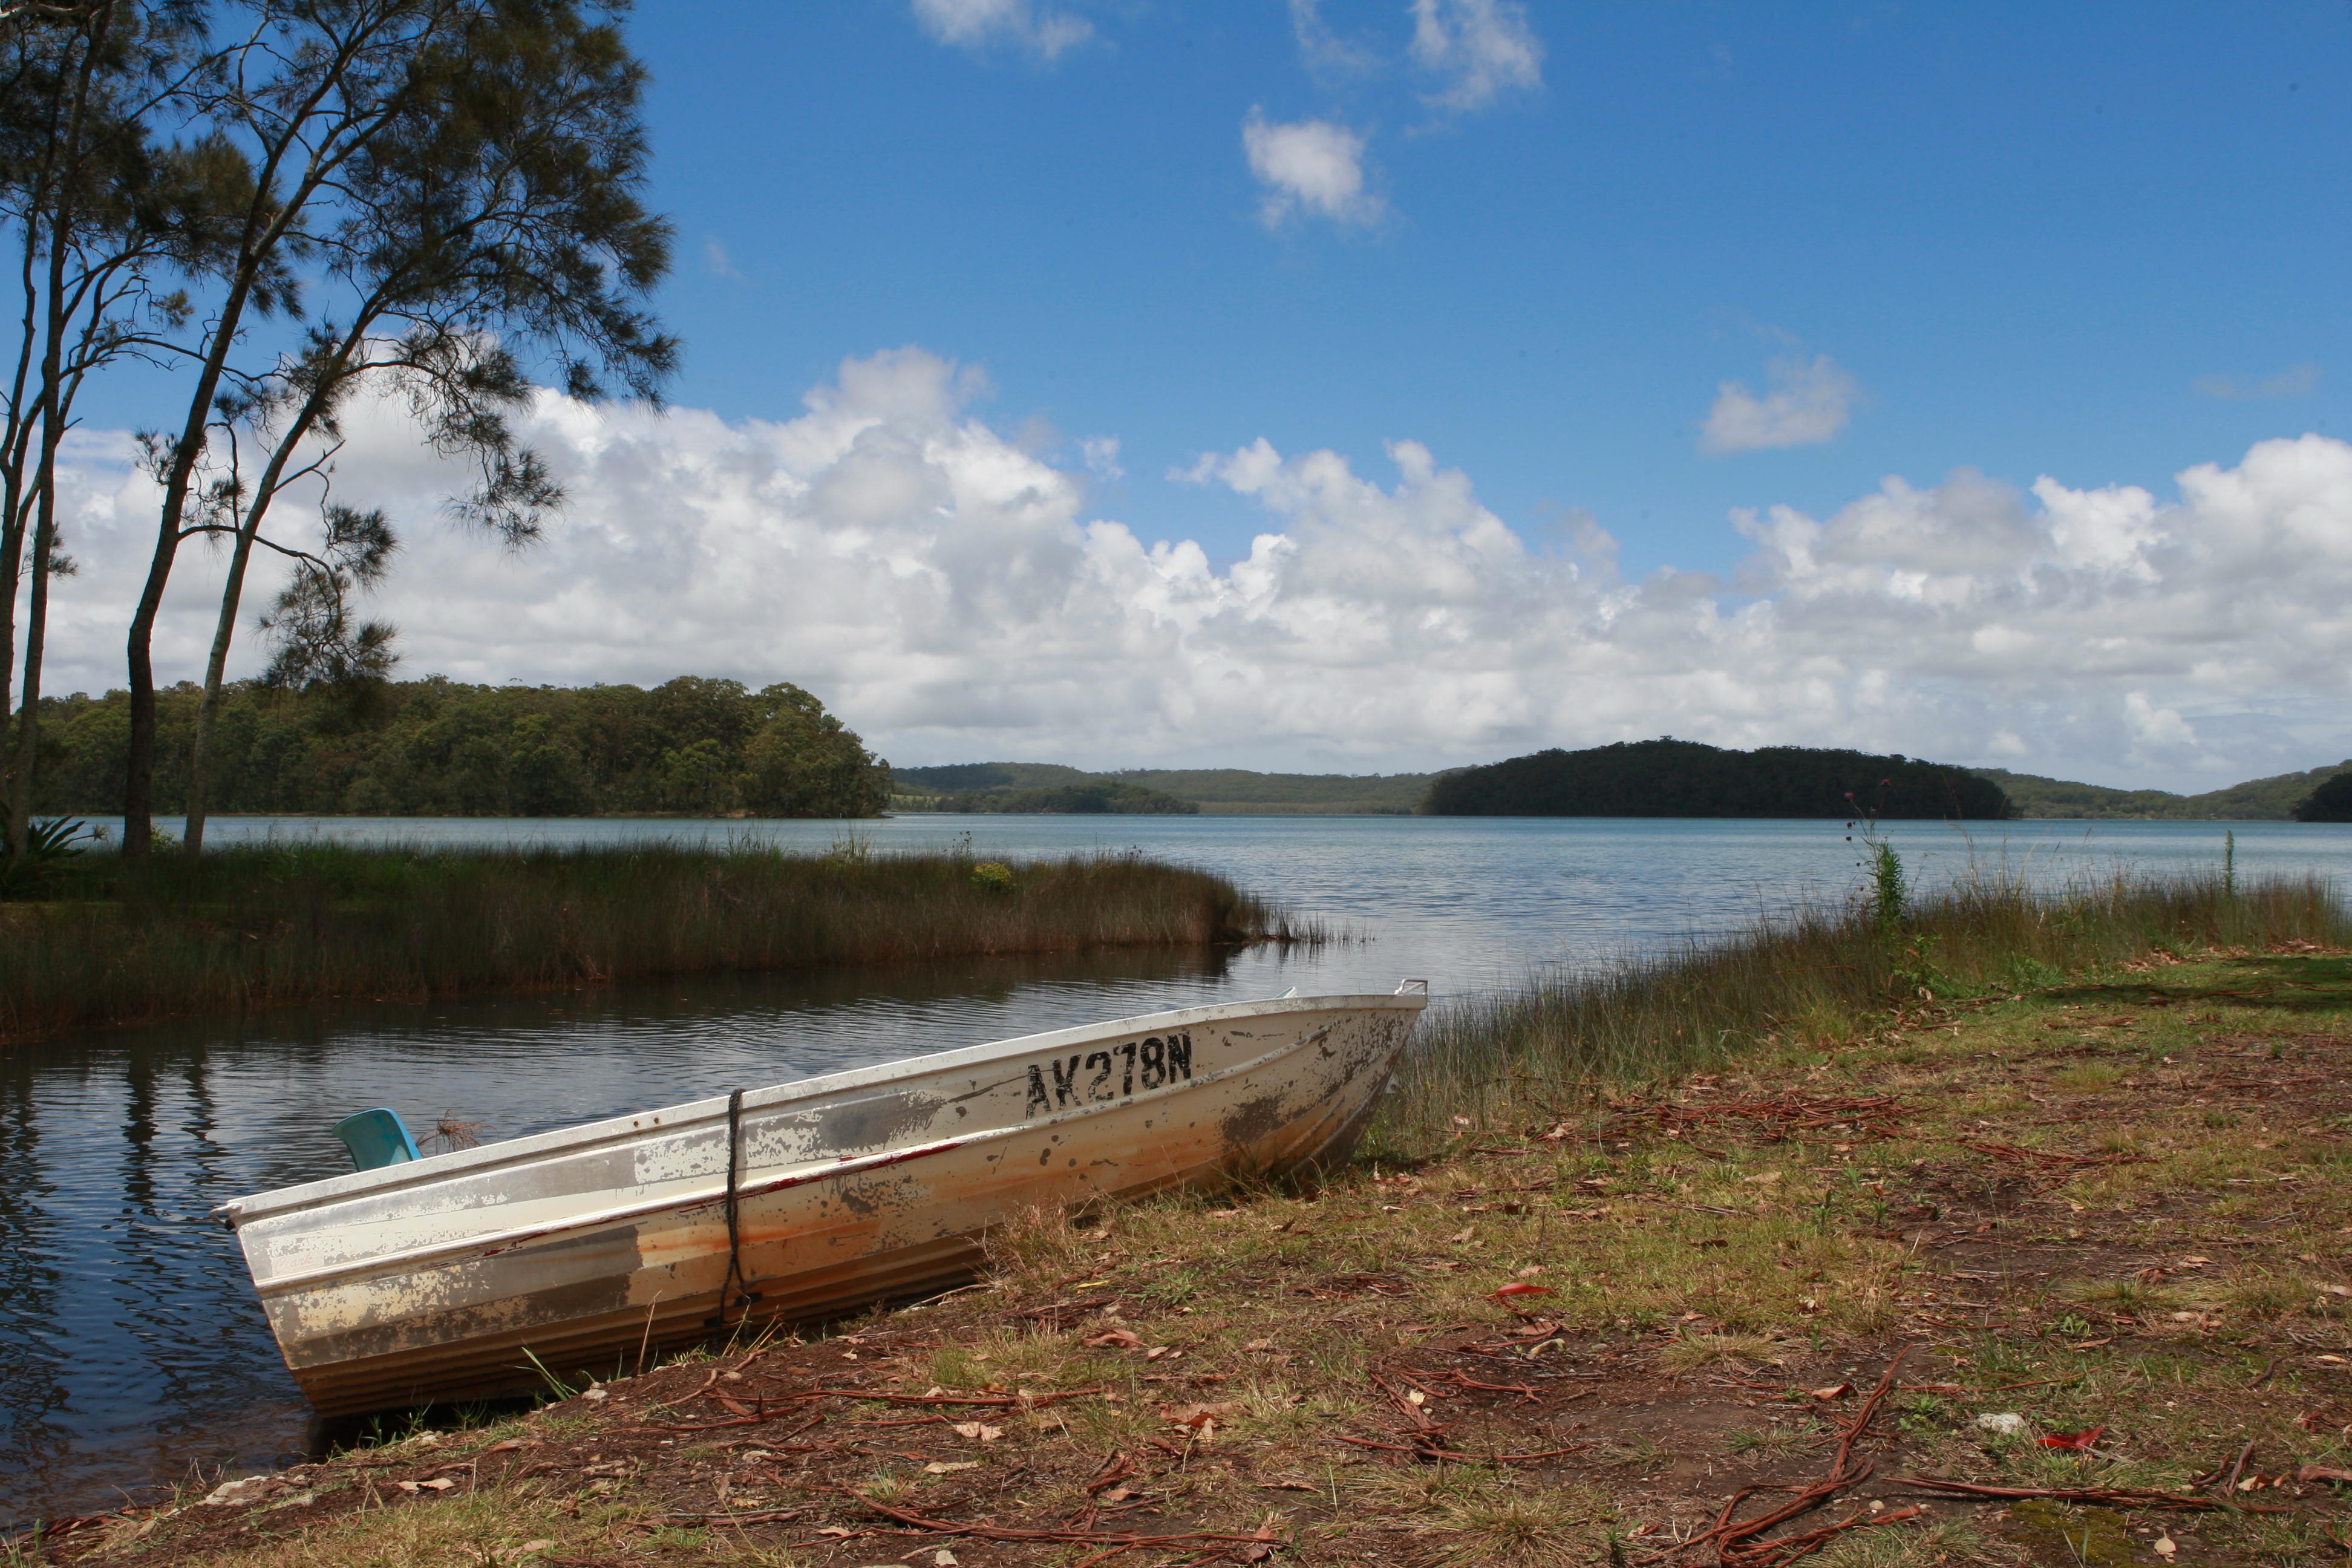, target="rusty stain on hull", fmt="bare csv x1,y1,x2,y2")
217,987,1428,1416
